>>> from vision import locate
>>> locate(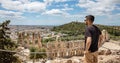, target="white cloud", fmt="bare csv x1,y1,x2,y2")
25,2,46,12
78,0,120,16
0,0,47,12
54,4,74,11
61,7,73,11
43,0,69,6
64,4,69,7
0,10,23,18
42,9,83,19
61,4,74,11
0,0,24,11
0,0,73,13
65,14,83,18
17,0,30,3
44,0,67,3
54,0,67,2
42,9,69,16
